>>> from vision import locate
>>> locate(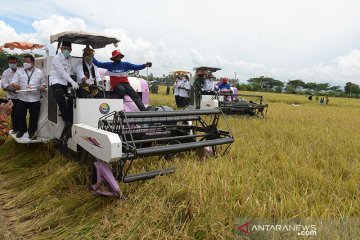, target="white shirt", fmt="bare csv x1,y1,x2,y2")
75,61,101,85
11,67,46,102
202,78,214,91
49,52,74,86
1,68,18,99
179,79,191,97
173,78,182,96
